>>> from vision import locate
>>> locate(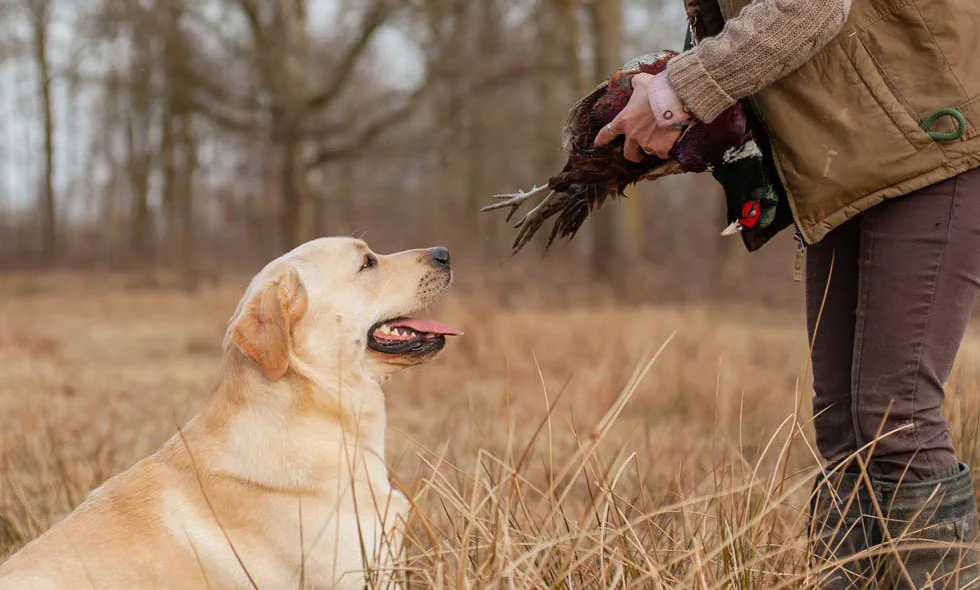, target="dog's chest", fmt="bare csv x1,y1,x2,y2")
265,487,410,588
162,485,409,589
